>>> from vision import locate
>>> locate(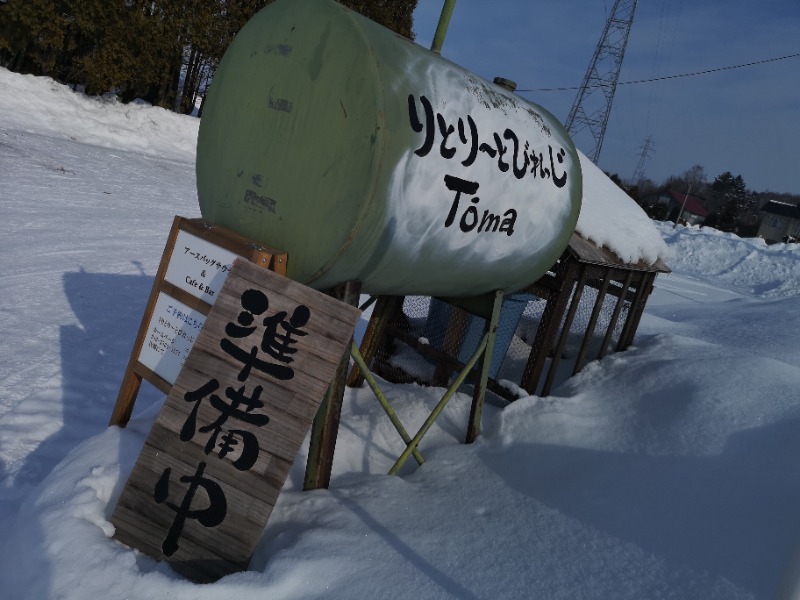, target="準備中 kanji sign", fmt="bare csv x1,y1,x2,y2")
111,258,360,582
